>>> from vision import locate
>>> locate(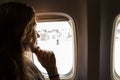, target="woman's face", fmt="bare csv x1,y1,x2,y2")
30,22,40,52
22,17,40,52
